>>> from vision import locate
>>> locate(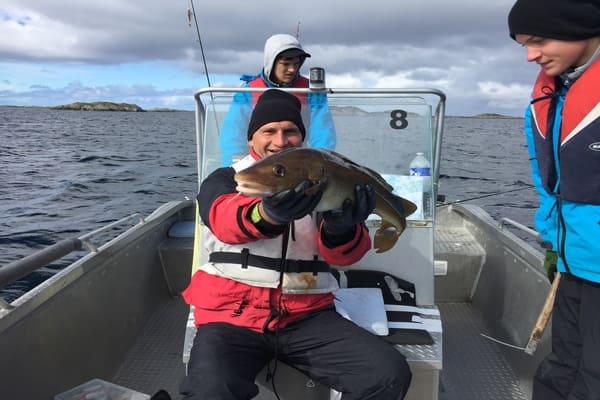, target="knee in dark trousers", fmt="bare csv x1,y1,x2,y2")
362,349,412,400
180,323,270,400
337,345,412,400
